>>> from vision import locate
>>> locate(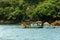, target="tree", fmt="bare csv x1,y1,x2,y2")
32,0,60,22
